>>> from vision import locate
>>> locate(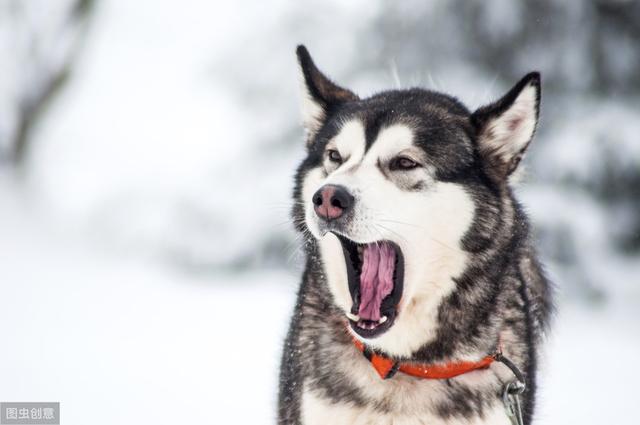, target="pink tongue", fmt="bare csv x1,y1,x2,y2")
358,242,396,321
